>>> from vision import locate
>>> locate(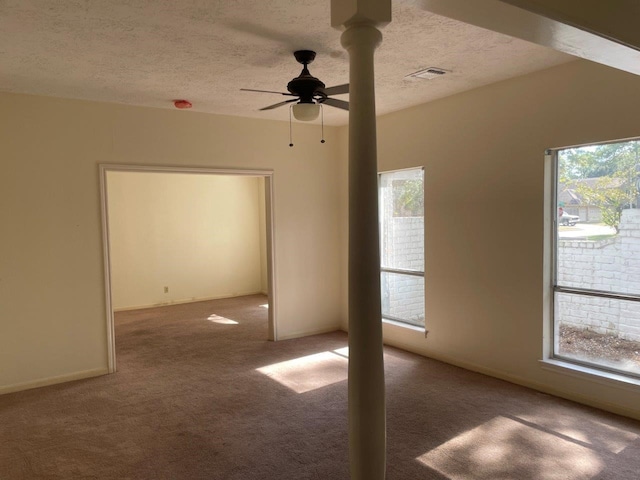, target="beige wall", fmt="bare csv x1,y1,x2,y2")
0,93,342,393
370,59,640,419
107,172,265,310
